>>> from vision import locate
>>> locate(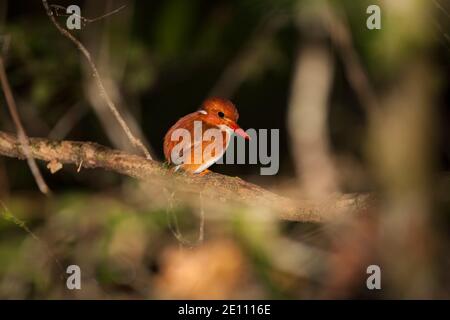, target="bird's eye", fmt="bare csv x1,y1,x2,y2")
218,111,225,118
